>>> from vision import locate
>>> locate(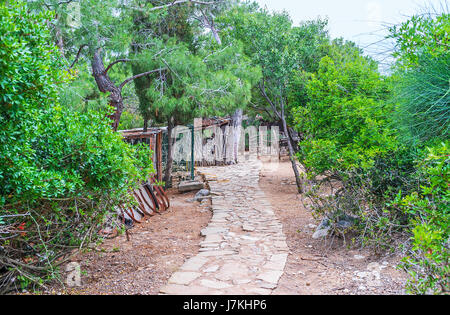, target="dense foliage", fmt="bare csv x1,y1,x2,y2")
398,142,449,294
293,41,395,174
0,0,153,292
289,8,449,294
